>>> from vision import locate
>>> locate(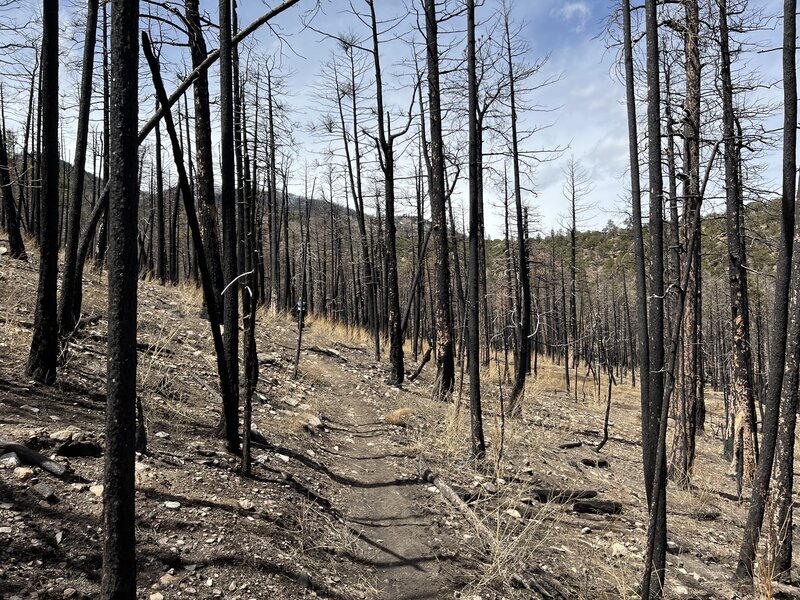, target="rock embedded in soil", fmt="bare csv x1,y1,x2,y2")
32,482,58,503
164,501,181,510
1,452,22,468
